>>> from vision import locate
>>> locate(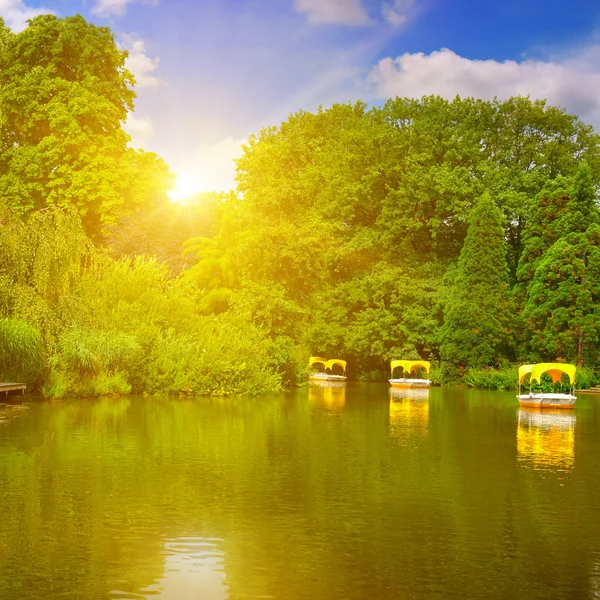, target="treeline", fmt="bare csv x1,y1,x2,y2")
2,15,600,396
